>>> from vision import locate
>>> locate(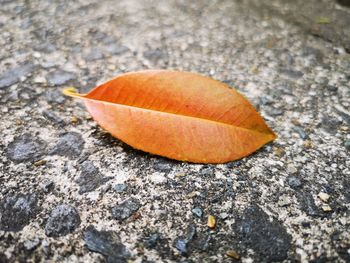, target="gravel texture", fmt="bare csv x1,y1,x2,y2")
0,0,349,262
